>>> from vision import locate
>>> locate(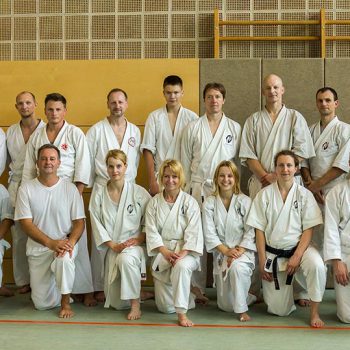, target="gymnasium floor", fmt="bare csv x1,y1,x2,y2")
0,288,349,350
